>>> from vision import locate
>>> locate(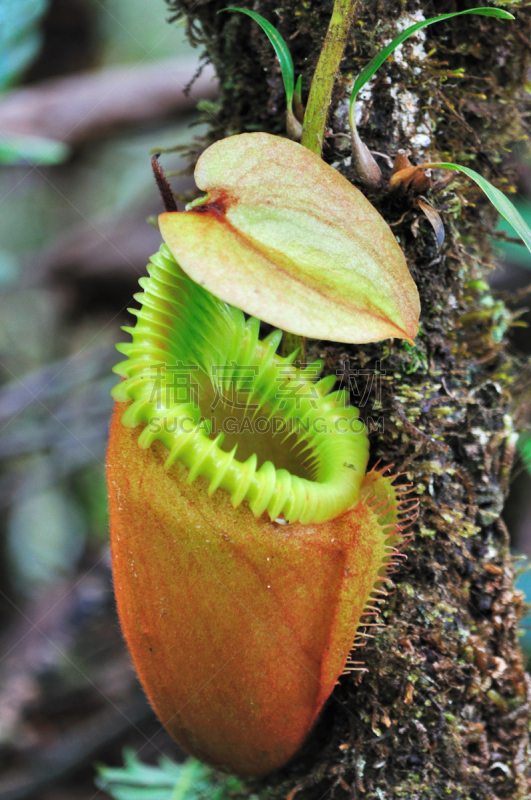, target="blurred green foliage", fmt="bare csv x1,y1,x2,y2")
516,571,531,651
495,198,531,268
96,751,247,800
0,0,72,166
97,0,193,66
0,5,210,792
0,0,198,610
0,0,50,89
0,132,70,165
